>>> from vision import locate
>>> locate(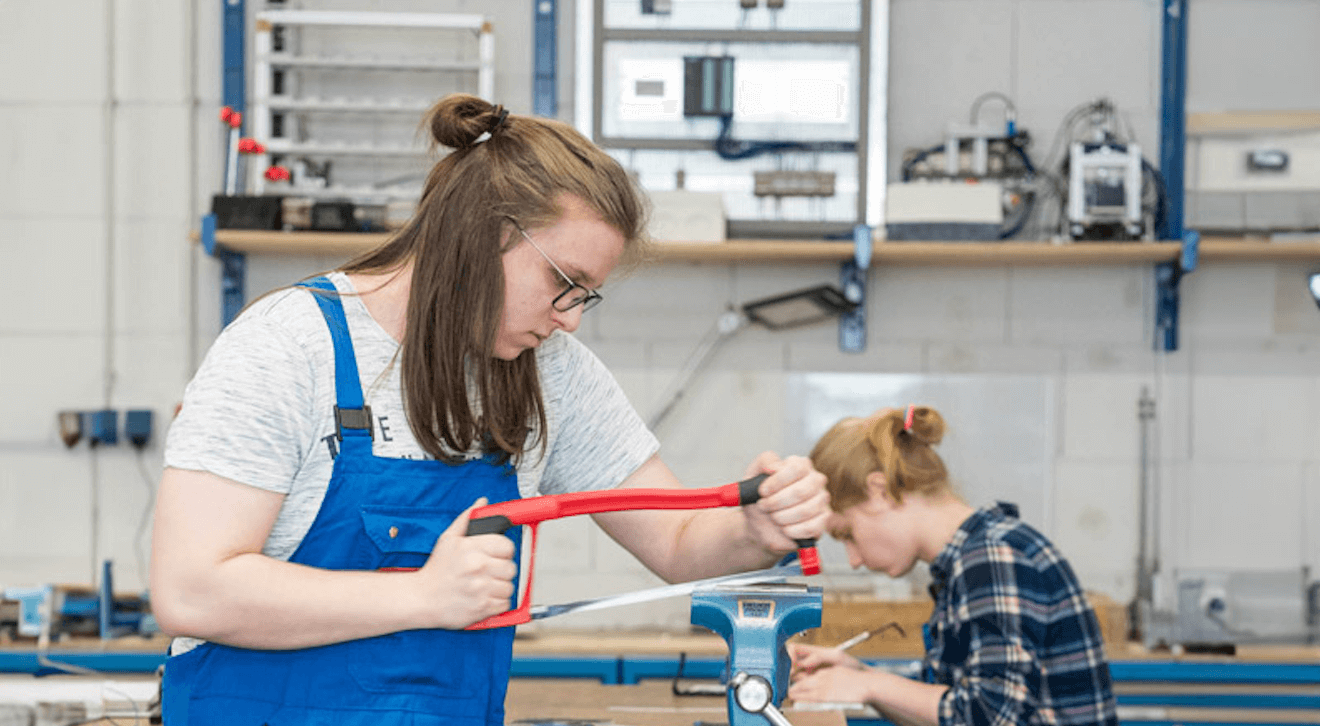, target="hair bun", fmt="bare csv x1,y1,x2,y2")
905,406,946,446
424,93,508,150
